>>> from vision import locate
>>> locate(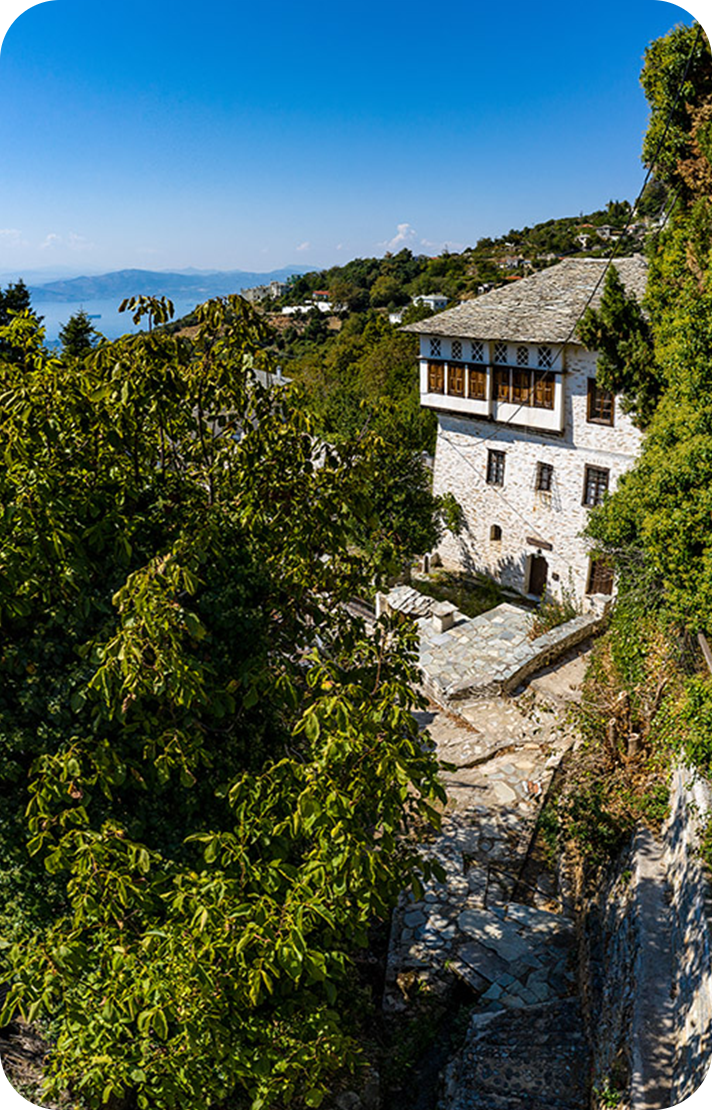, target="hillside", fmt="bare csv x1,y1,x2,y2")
274,194,662,314
27,265,309,304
